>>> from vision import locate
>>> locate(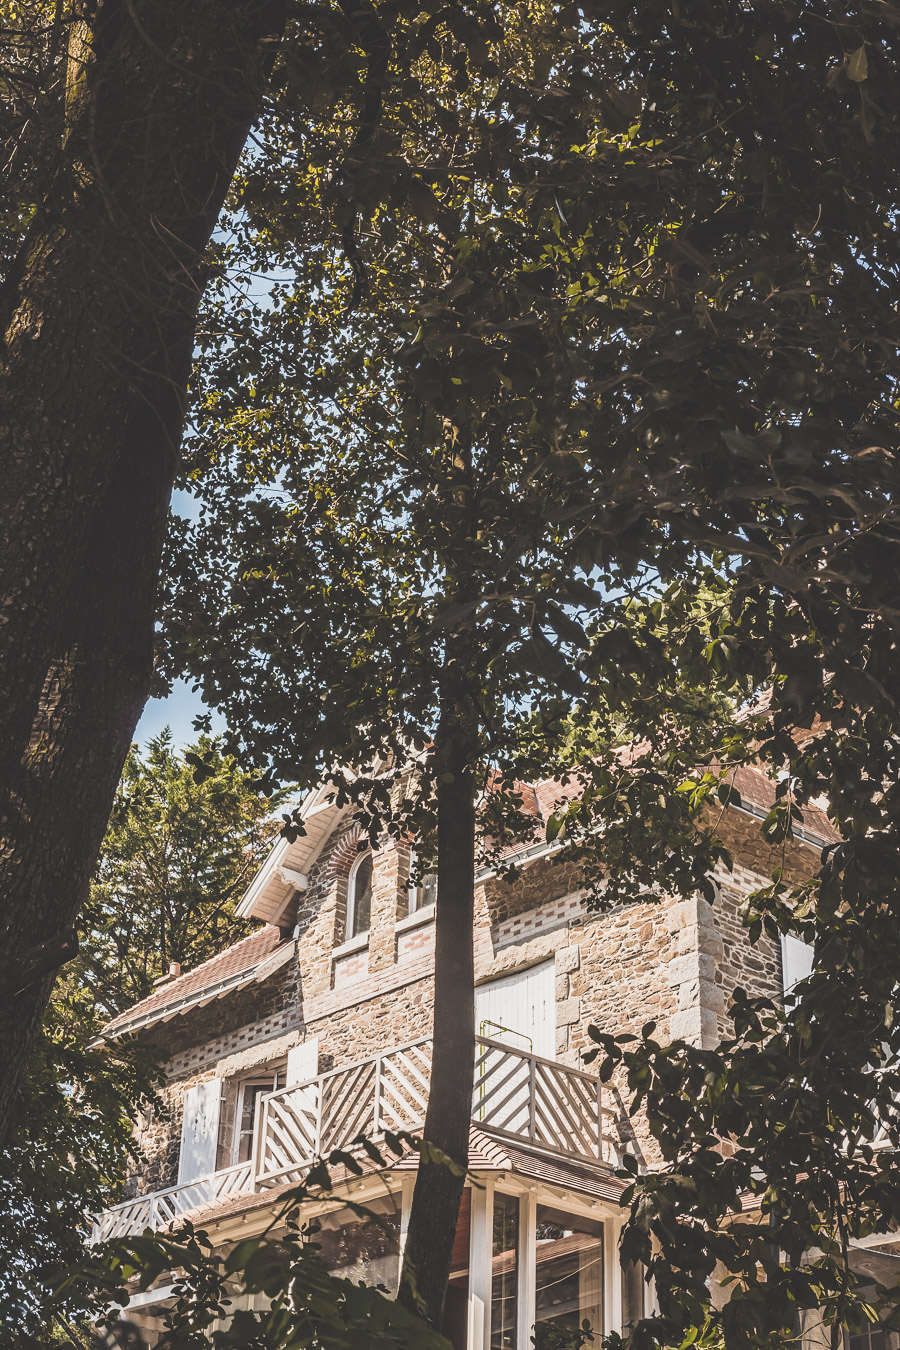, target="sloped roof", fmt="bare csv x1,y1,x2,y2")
101,926,291,1040
534,753,837,849
728,763,838,845
235,783,350,924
